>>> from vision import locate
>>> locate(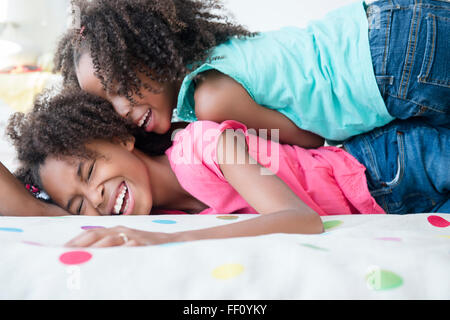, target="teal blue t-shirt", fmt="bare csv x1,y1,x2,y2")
176,1,394,142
